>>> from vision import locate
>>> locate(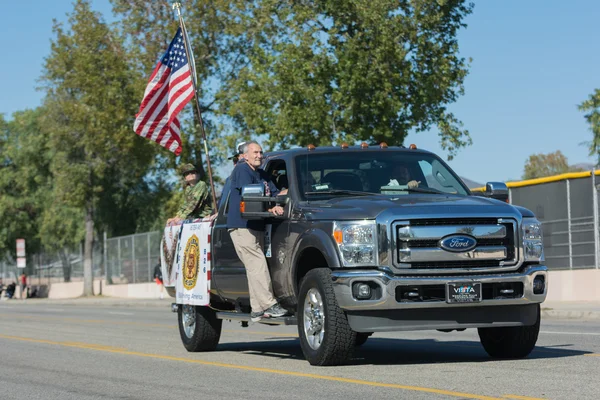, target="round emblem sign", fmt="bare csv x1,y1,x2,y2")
183,234,200,290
